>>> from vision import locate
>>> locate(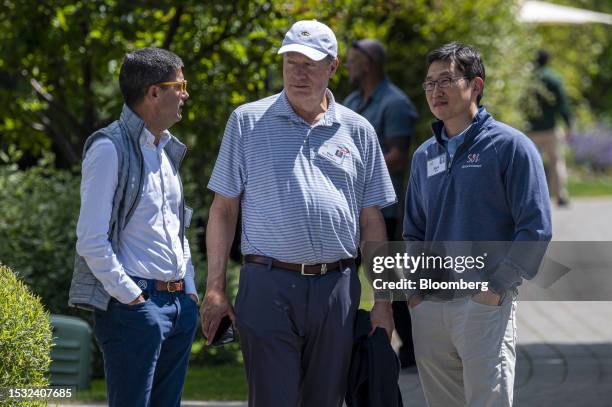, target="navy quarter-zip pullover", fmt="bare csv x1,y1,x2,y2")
403,107,552,291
